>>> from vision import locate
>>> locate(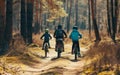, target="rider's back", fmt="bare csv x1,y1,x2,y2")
70,29,82,41
55,29,64,39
